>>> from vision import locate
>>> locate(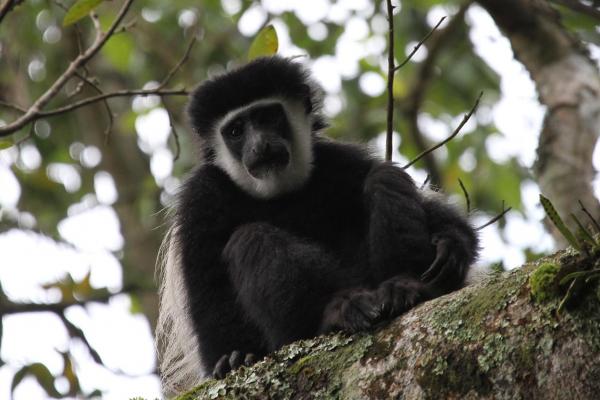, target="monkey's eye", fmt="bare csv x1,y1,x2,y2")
224,120,244,139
